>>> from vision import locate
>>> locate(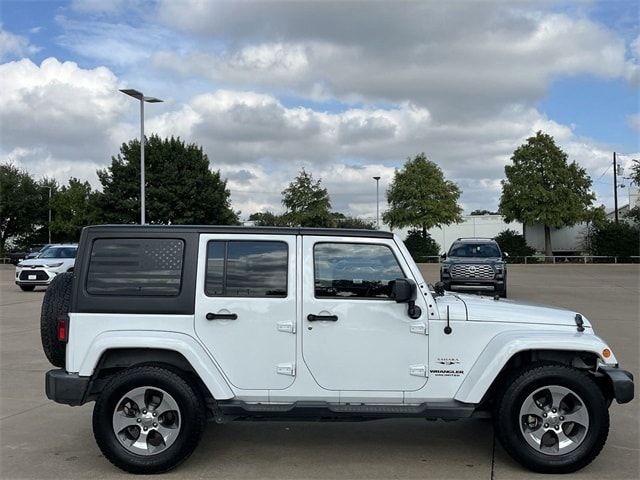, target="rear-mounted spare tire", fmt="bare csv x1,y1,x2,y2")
40,272,74,367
